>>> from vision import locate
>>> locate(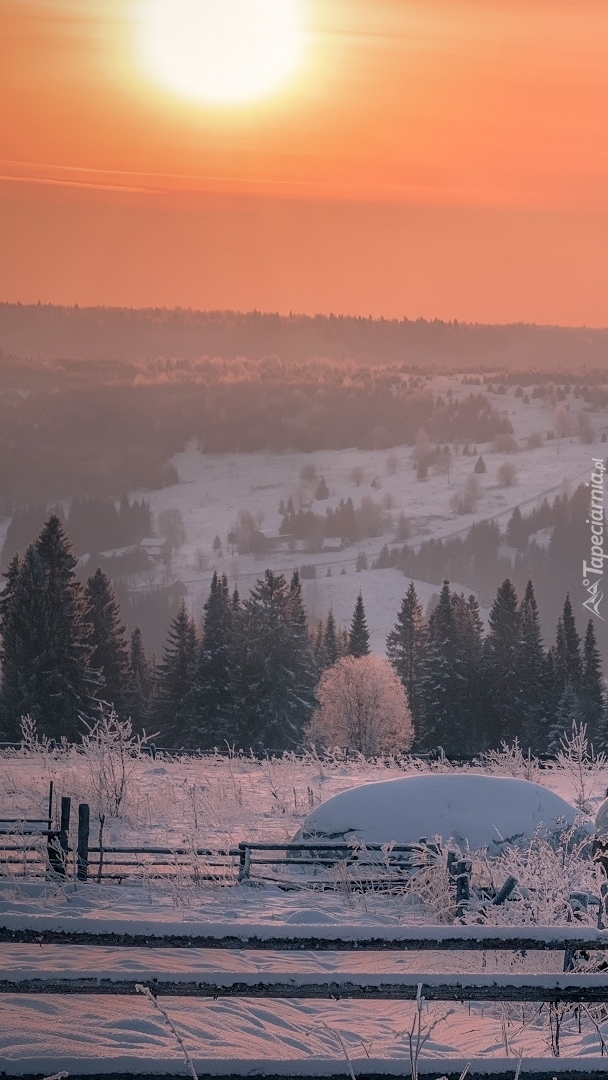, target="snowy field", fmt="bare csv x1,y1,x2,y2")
3,746,608,1072
124,376,606,647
